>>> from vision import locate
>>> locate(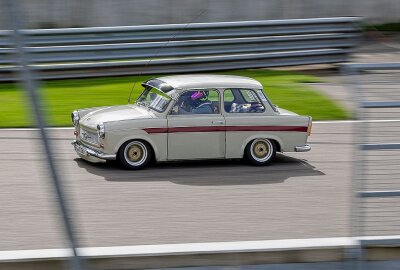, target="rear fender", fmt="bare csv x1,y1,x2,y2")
241,134,284,155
